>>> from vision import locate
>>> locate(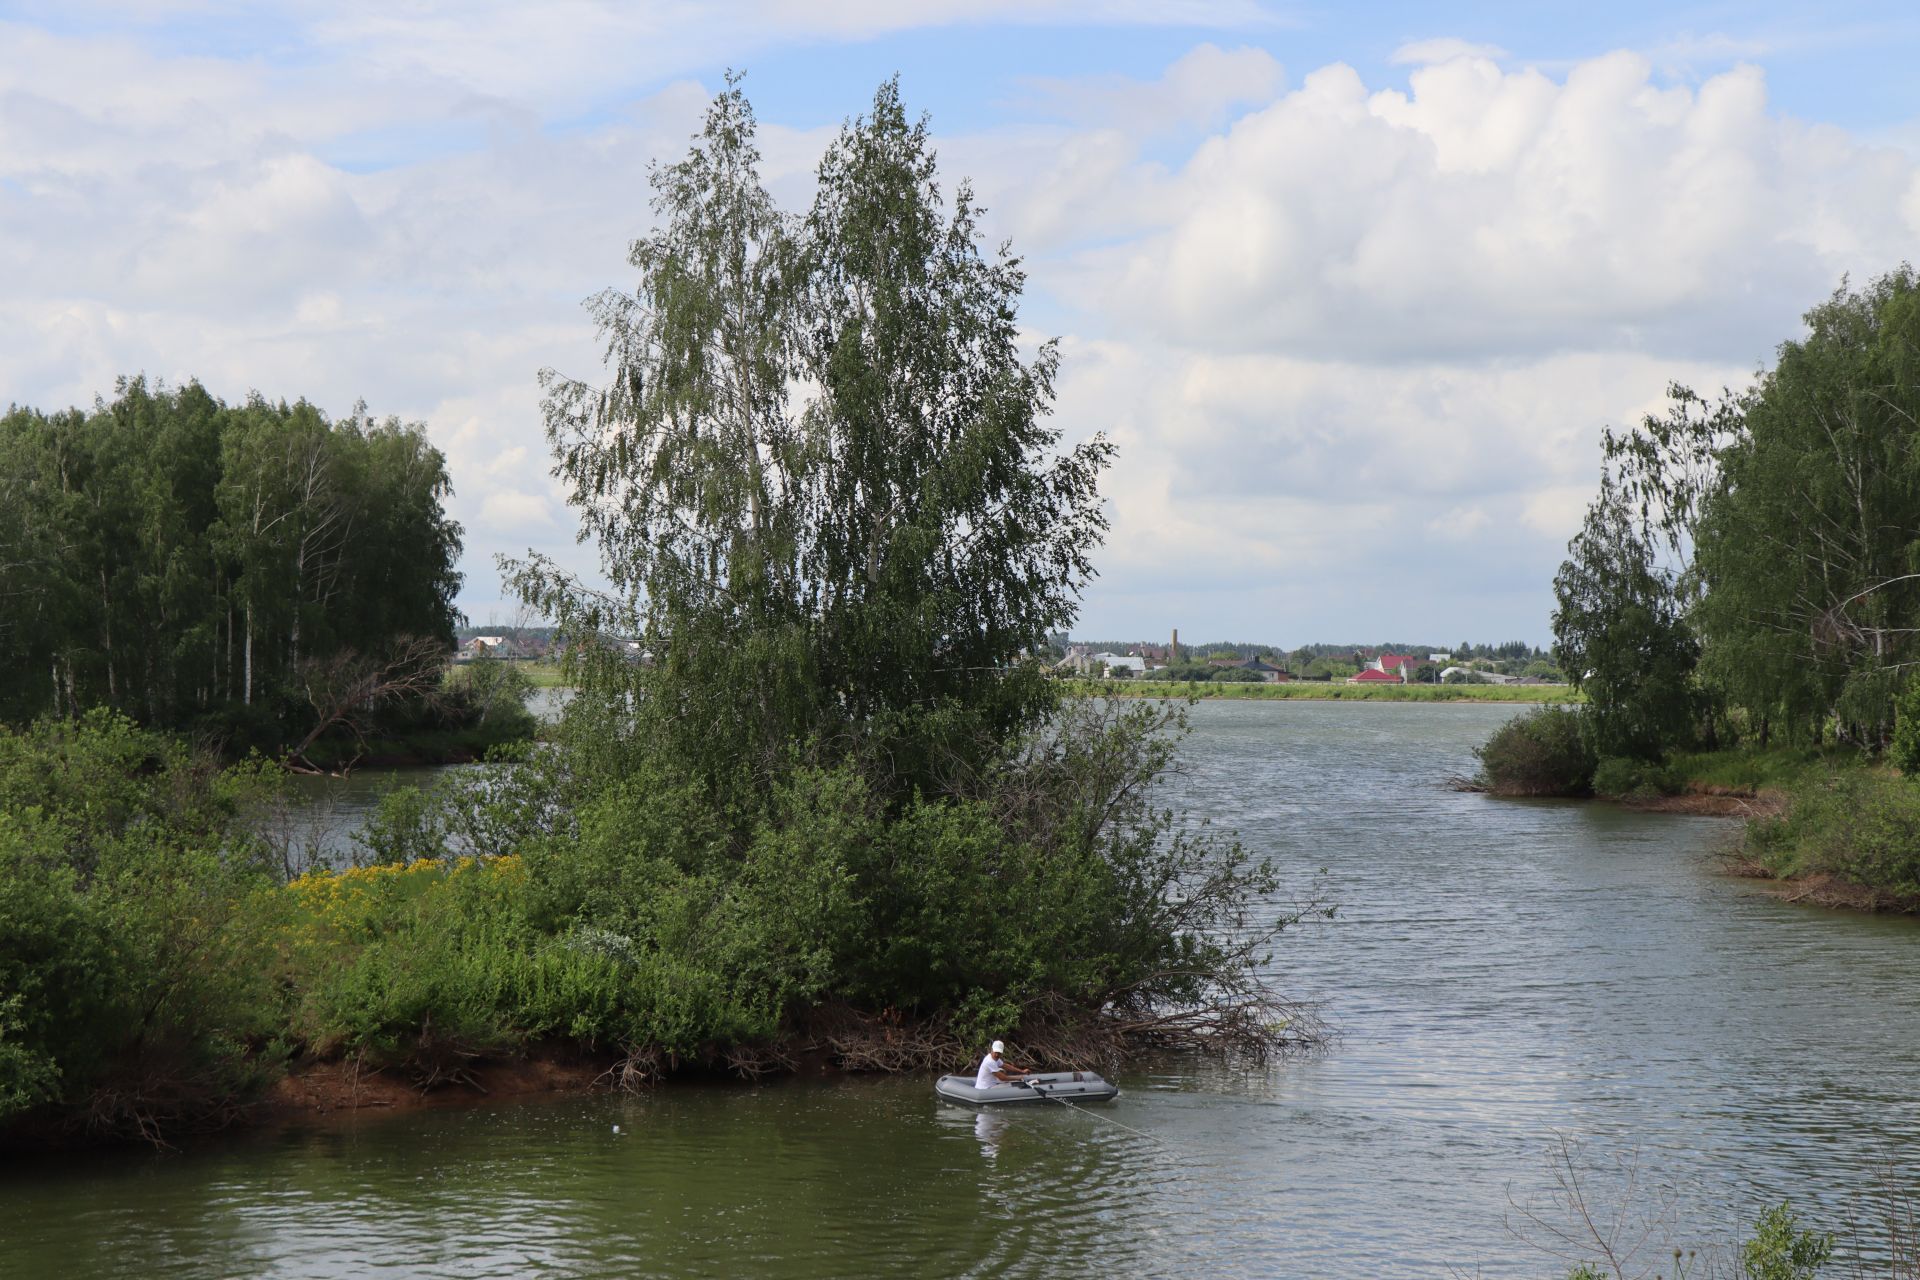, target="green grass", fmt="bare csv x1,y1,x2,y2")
514,660,574,689
1662,745,1862,795
1068,679,1577,703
